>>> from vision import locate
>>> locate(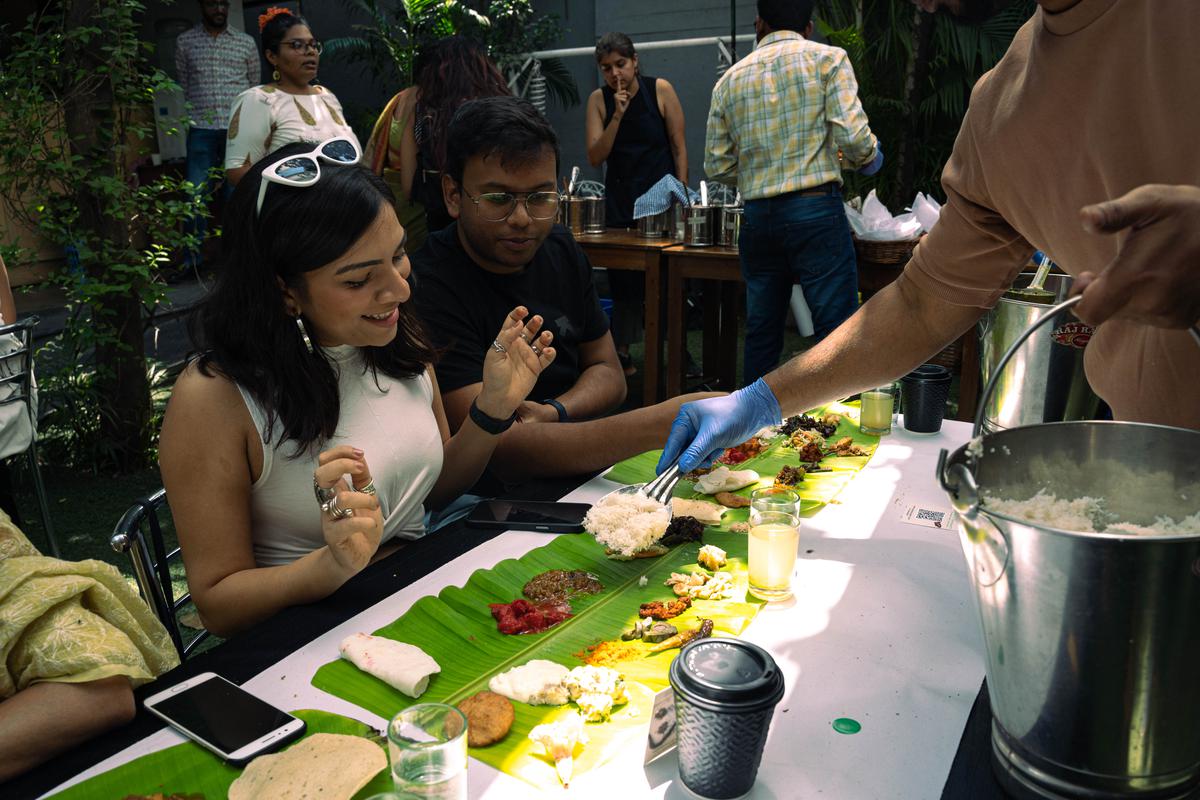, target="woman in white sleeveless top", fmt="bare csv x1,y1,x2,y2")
159,141,556,637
